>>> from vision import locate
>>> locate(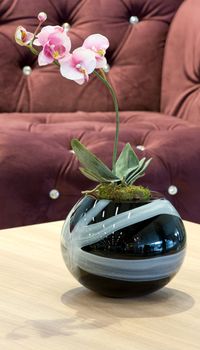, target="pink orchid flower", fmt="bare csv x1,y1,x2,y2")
15,26,34,46
33,25,71,66
60,47,96,85
82,34,109,69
